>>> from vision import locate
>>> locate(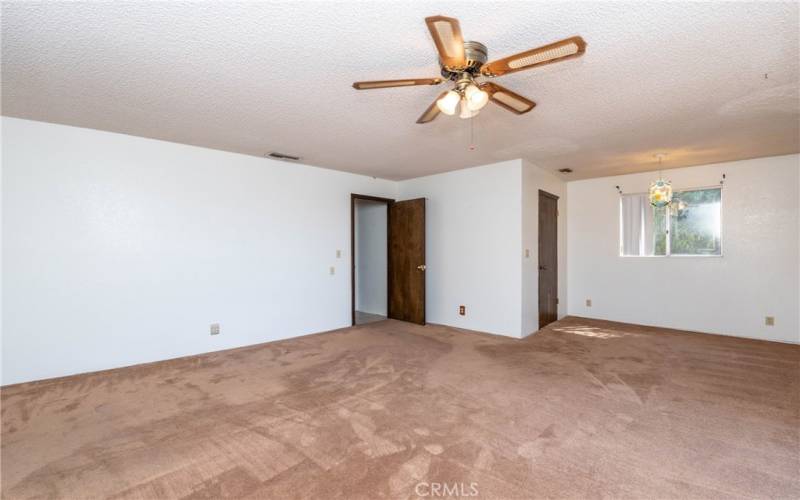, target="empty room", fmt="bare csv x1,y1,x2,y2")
1,1,798,499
